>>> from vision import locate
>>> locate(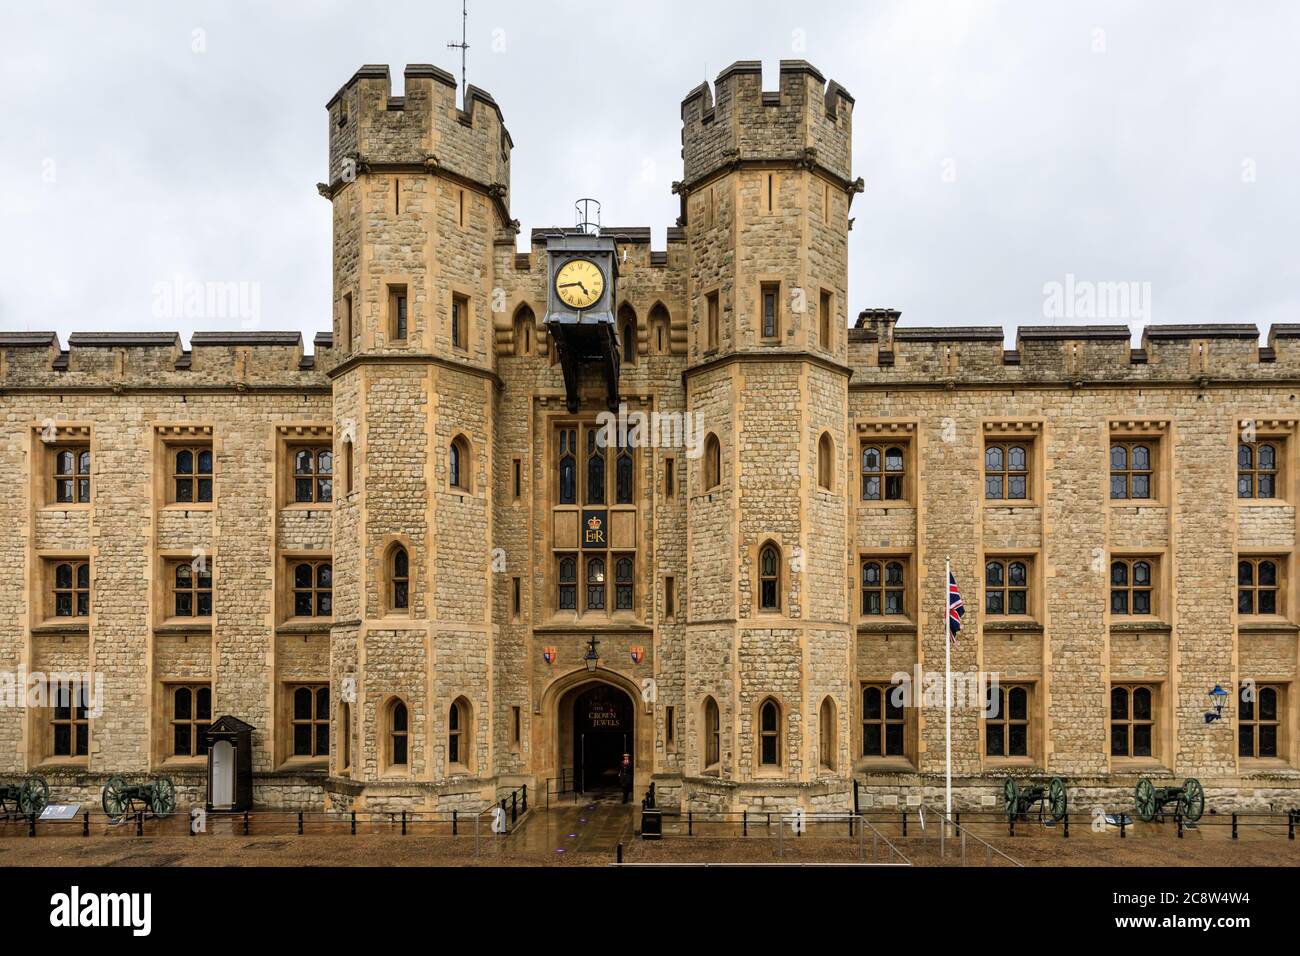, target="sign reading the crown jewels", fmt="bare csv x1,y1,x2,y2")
581,510,607,549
